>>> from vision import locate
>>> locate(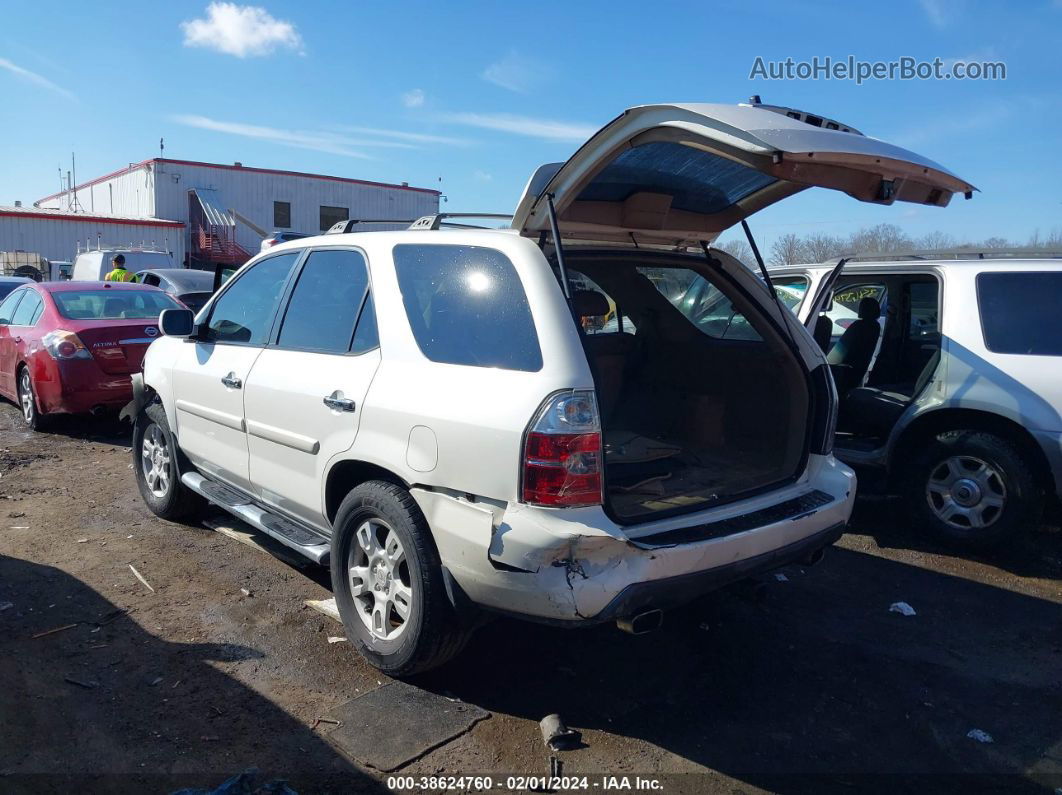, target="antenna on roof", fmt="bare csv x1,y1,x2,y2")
160,137,164,158
70,152,85,214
